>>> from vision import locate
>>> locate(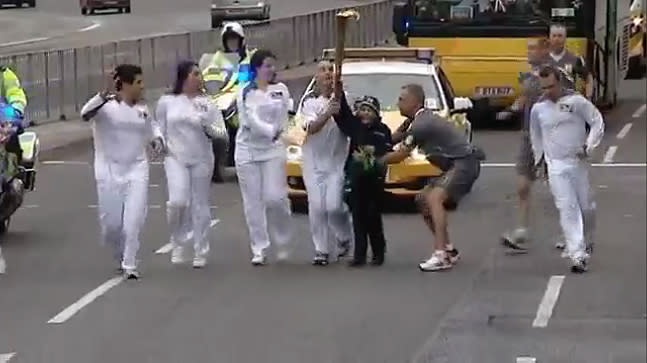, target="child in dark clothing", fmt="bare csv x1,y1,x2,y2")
328,90,393,267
